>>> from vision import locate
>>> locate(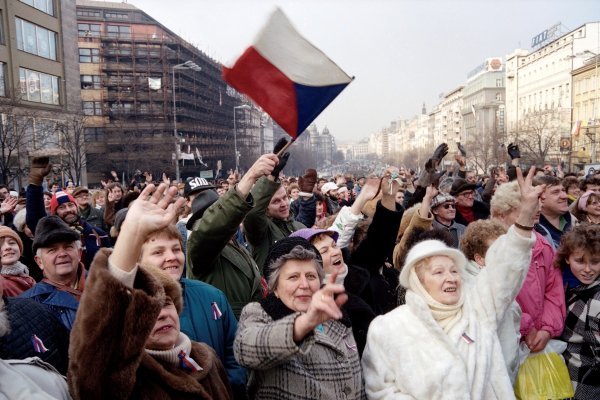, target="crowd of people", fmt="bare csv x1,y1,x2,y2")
0,138,599,399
